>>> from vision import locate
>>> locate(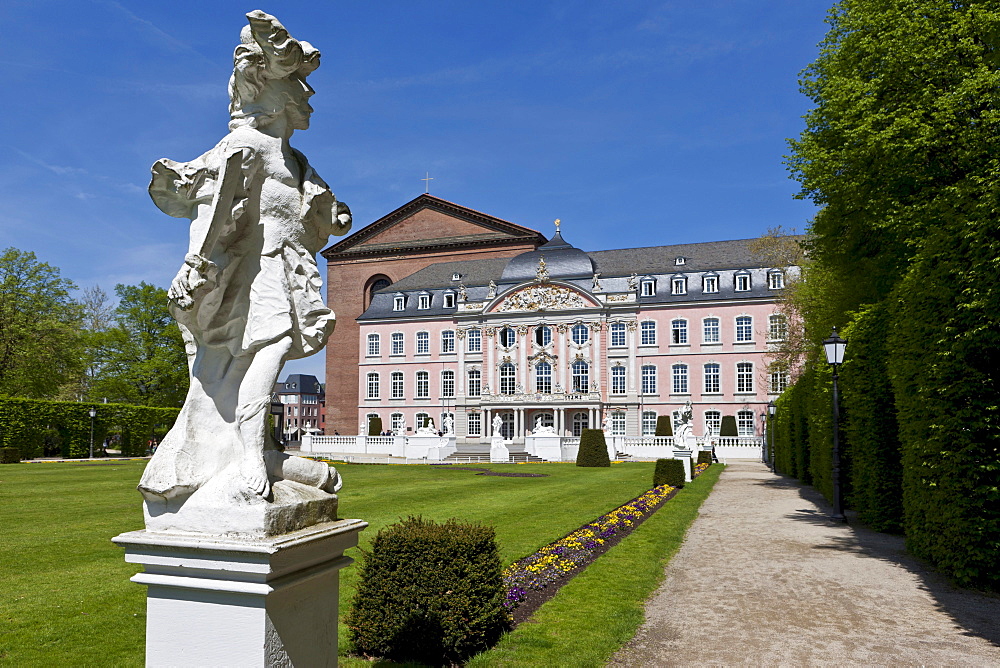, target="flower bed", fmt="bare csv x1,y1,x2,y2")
502,461,715,625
